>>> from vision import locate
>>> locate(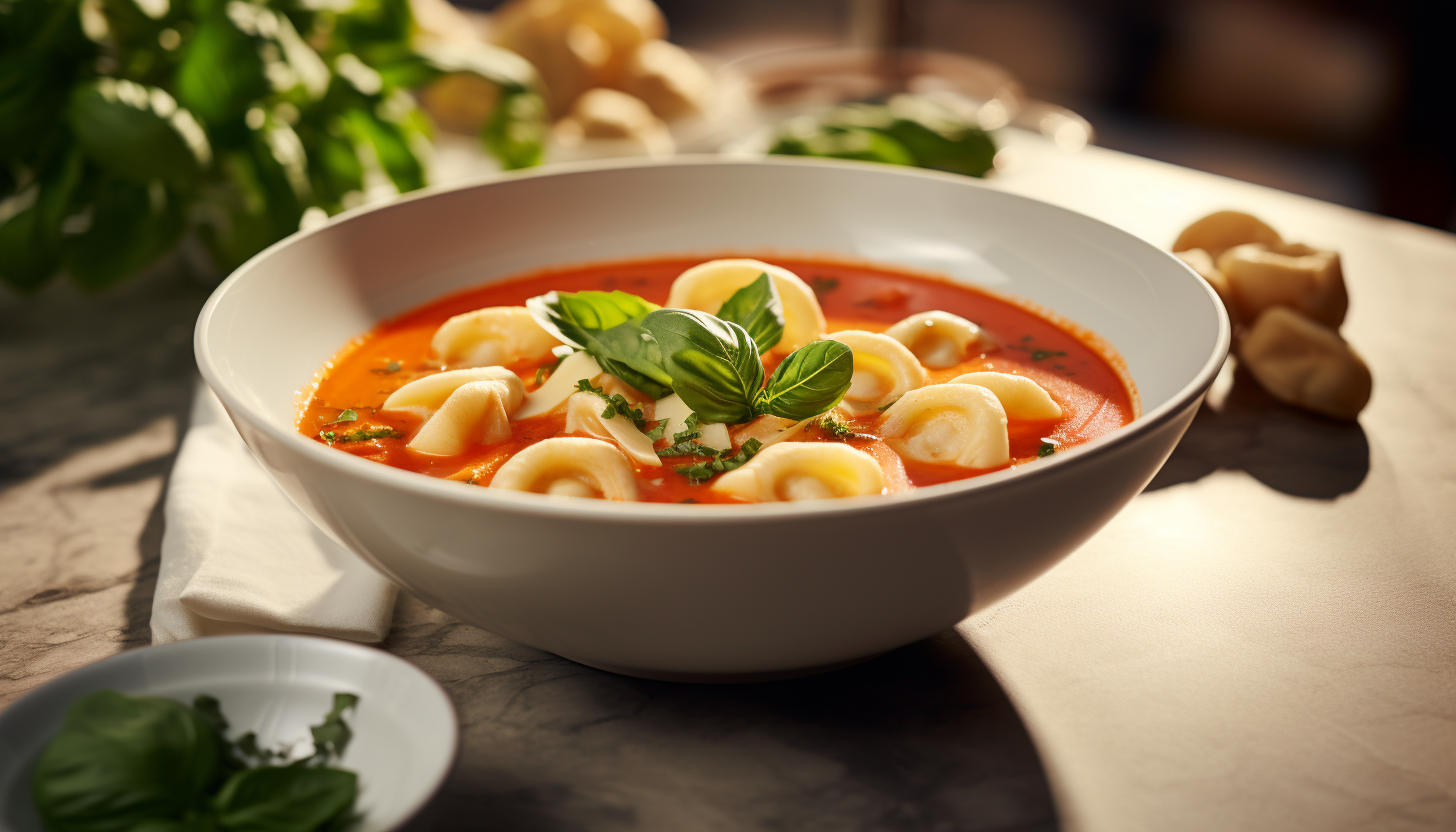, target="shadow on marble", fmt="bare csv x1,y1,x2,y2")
388,601,1058,832
1146,365,1369,498
0,268,208,488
